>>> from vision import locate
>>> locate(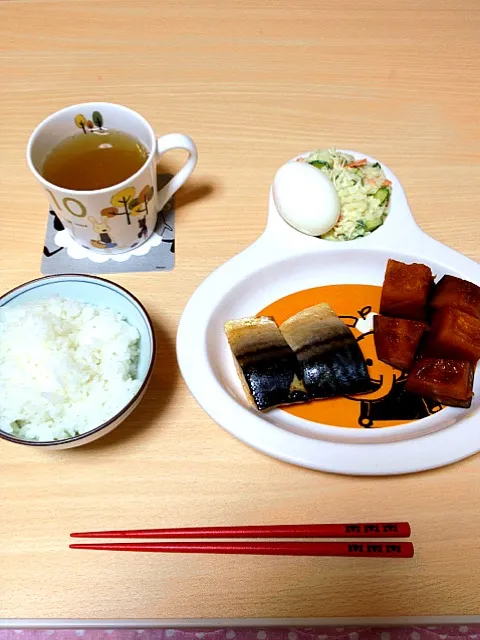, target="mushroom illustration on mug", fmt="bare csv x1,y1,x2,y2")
88,216,118,250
